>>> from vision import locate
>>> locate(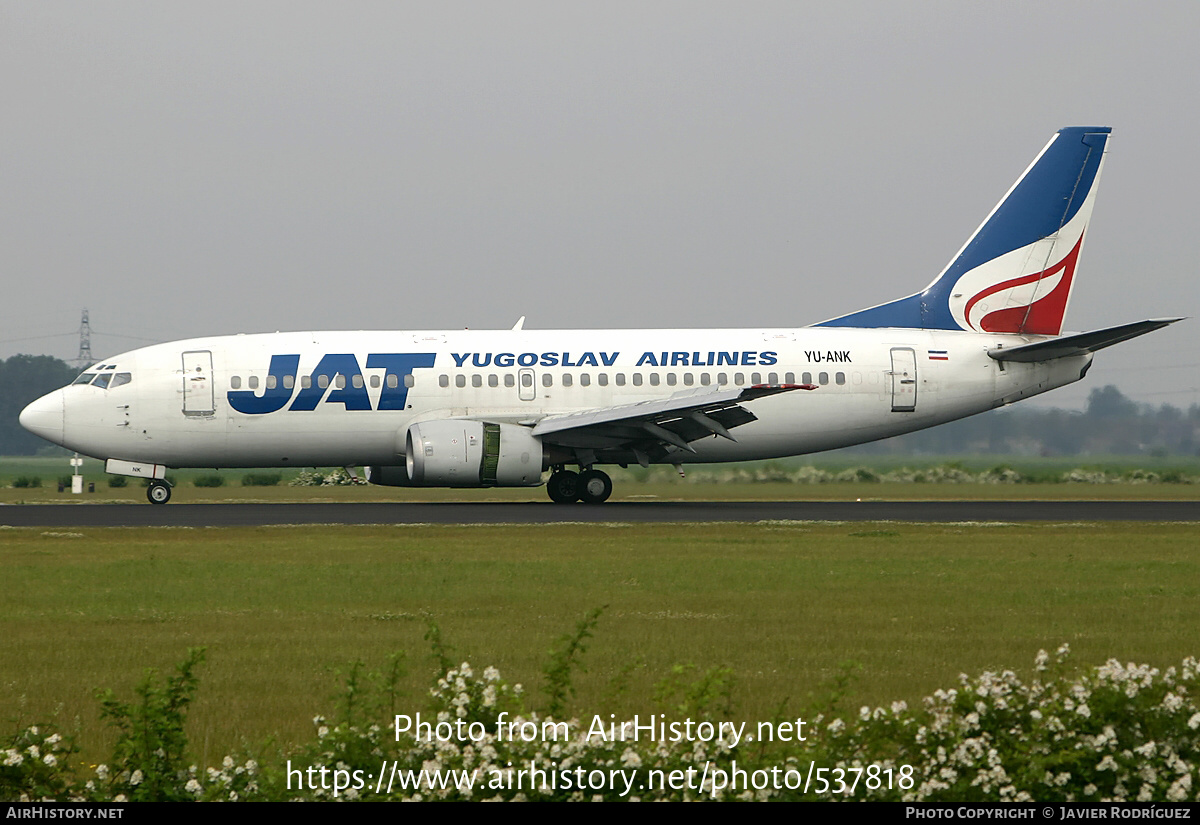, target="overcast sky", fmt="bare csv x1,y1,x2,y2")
2,1,1196,408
